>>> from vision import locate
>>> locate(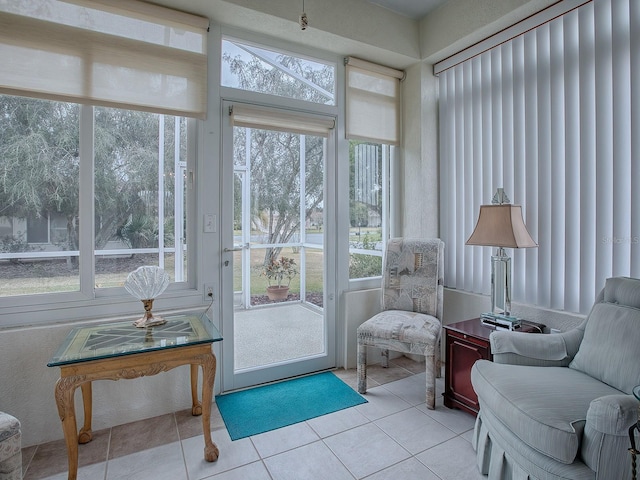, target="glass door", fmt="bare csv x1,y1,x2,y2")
221,101,336,391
